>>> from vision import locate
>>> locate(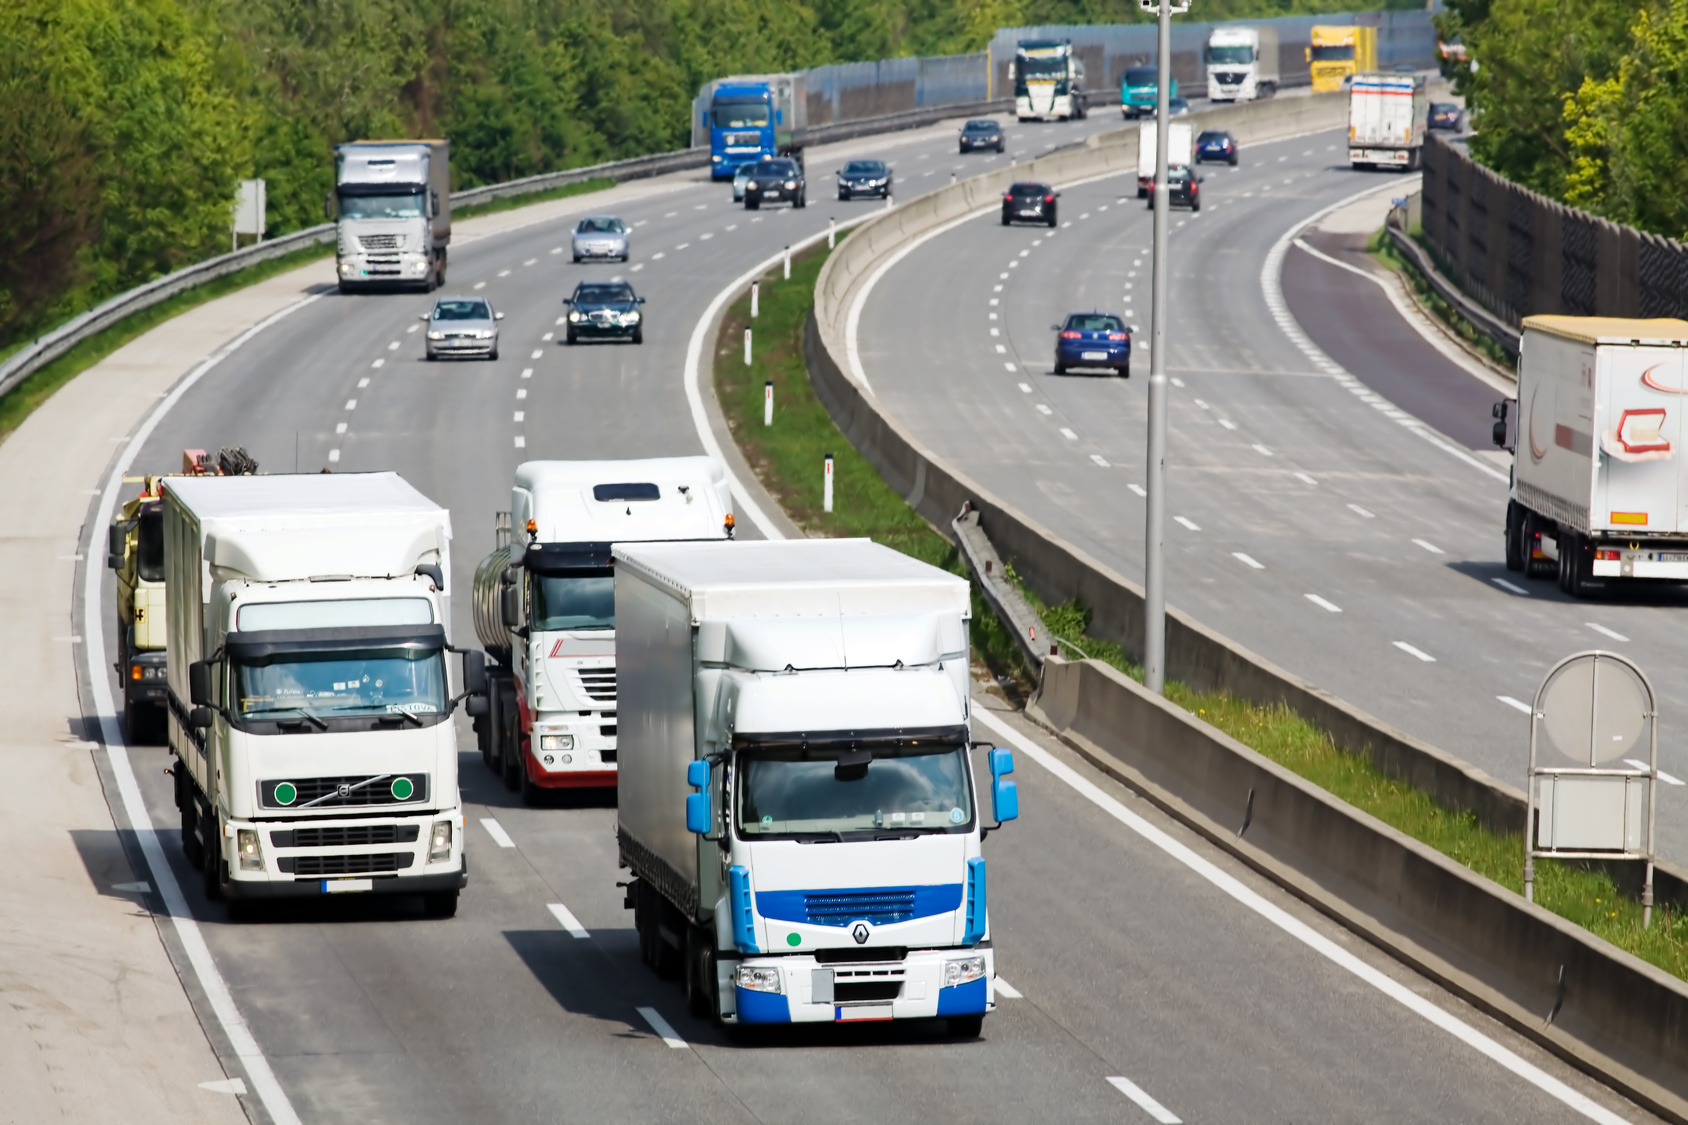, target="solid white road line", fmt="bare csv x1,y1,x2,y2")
1394,641,1437,662
480,818,516,848
970,708,1631,1125
82,297,317,1125
993,976,1022,999
1232,553,1264,570
637,1006,689,1049
1492,578,1529,595
1498,696,1533,714
1586,623,1629,642
1107,1076,1182,1123
1624,760,1686,786
1413,539,1444,554
1305,594,1342,613
548,902,590,939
